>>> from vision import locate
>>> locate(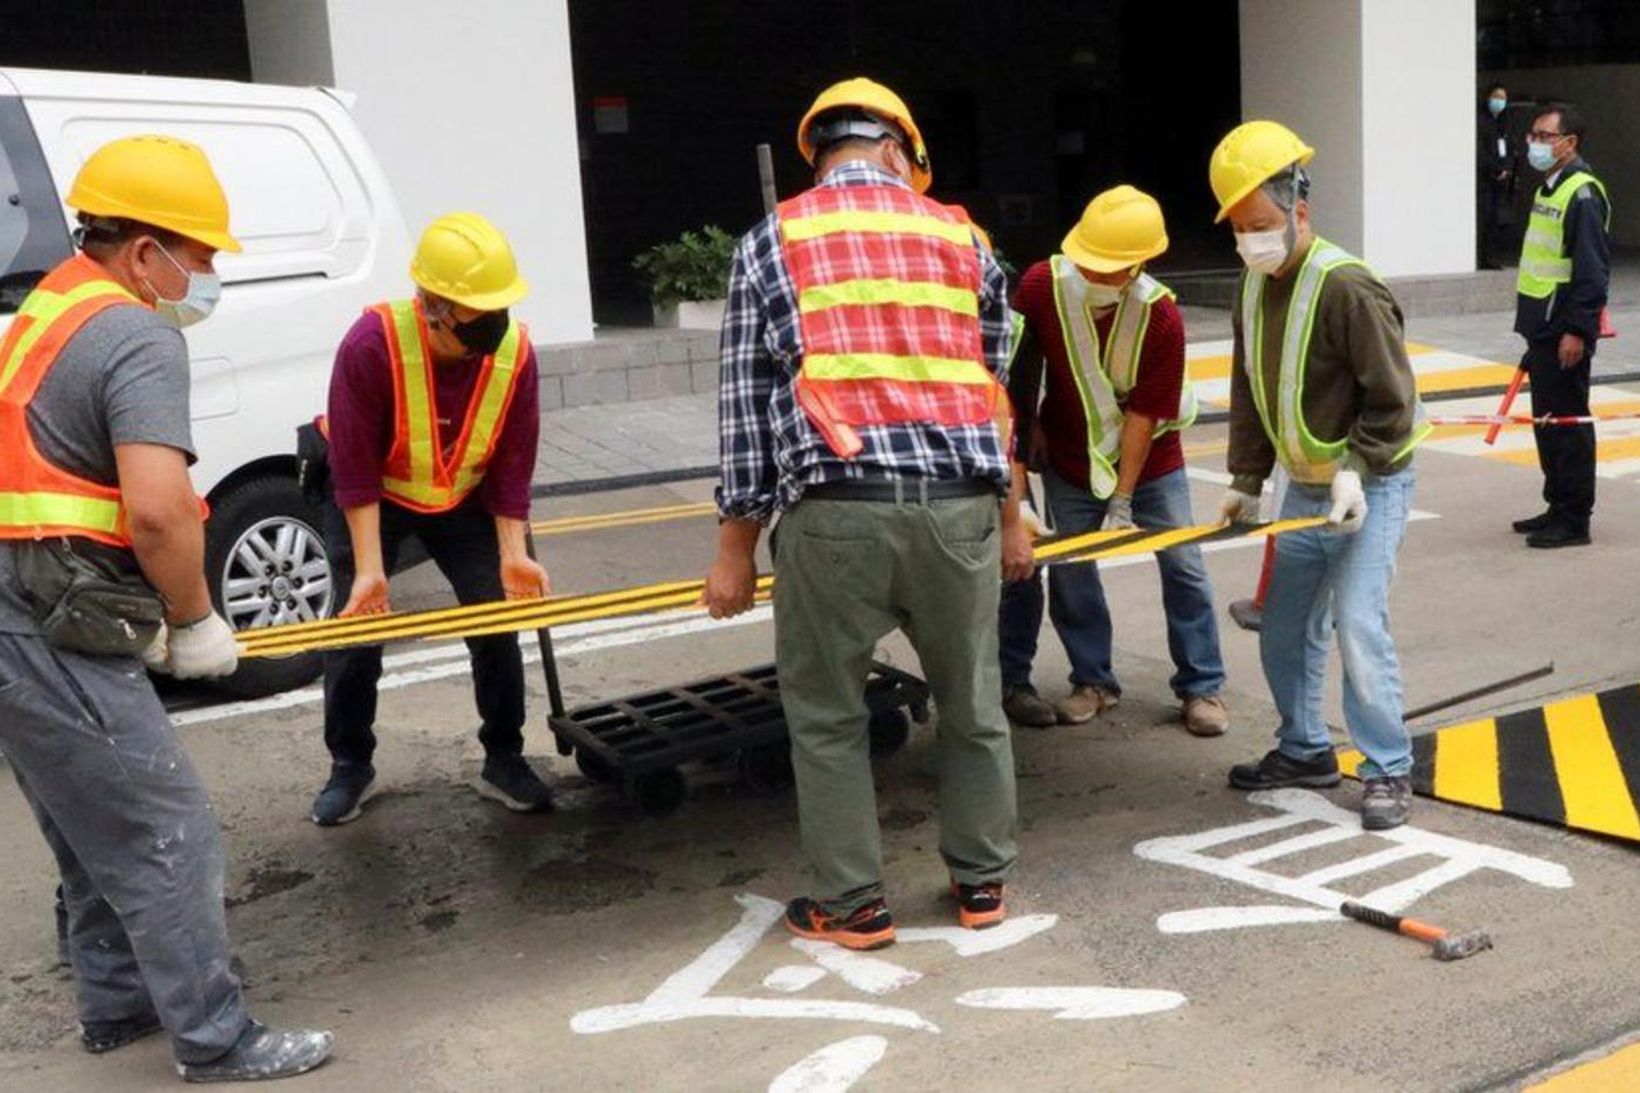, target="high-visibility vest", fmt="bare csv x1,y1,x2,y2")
0,255,142,547
1238,237,1430,485
1049,258,1200,499
777,183,998,458
375,299,528,514
1517,169,1610,300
